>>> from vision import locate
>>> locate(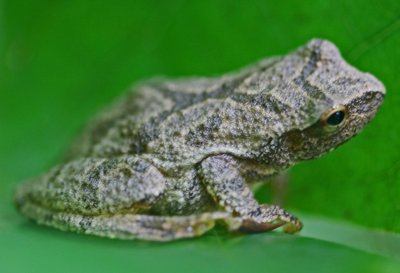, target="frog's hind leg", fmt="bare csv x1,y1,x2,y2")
15,155,166,217
18,201,237,241
14,154,240,240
